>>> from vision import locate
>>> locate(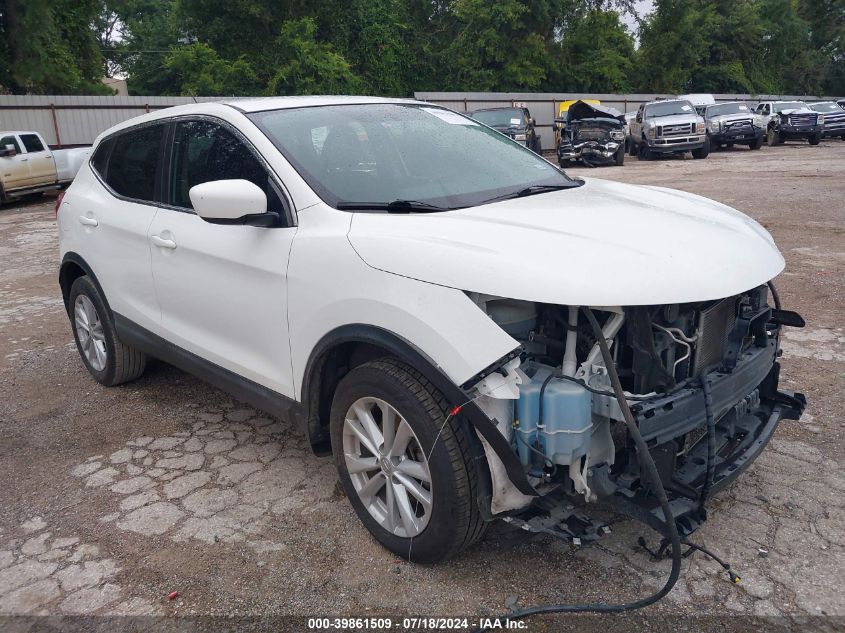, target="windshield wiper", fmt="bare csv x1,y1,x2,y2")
479,183,578,206
336,199,452,213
